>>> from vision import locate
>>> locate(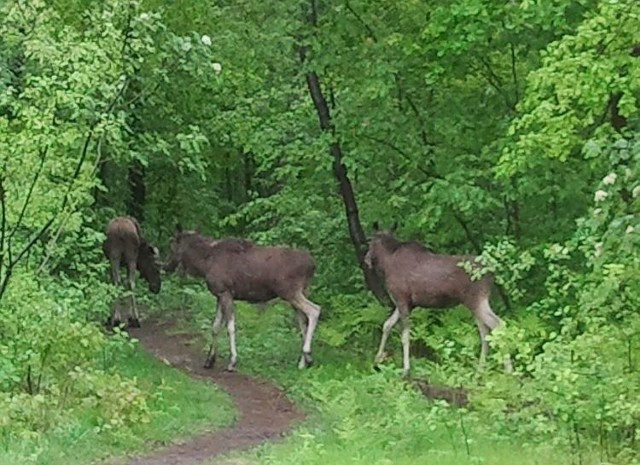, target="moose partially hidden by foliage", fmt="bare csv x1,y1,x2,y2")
364,222,512,377
102,216,161,328
164,224,322,371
